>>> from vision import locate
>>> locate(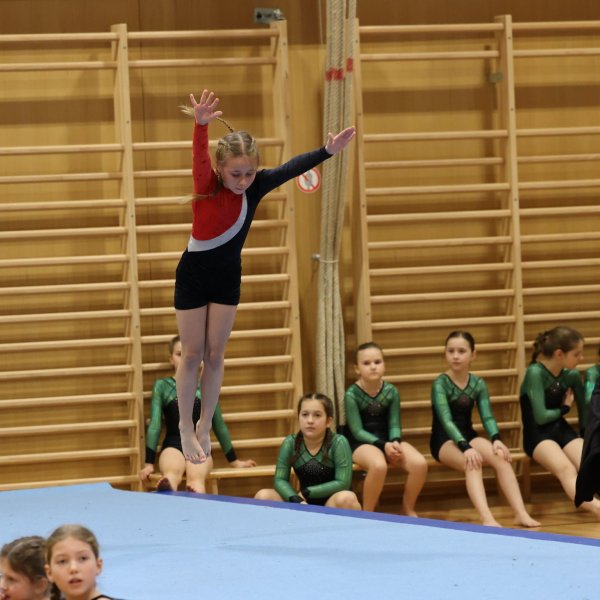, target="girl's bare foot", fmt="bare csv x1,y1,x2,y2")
482,518,502,527
514,514,541,528
180,424,207,464
195,424,212,458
